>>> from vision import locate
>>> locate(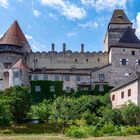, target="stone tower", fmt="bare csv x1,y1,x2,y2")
9,59,30,87
0,20,31,89
104,9,133,52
